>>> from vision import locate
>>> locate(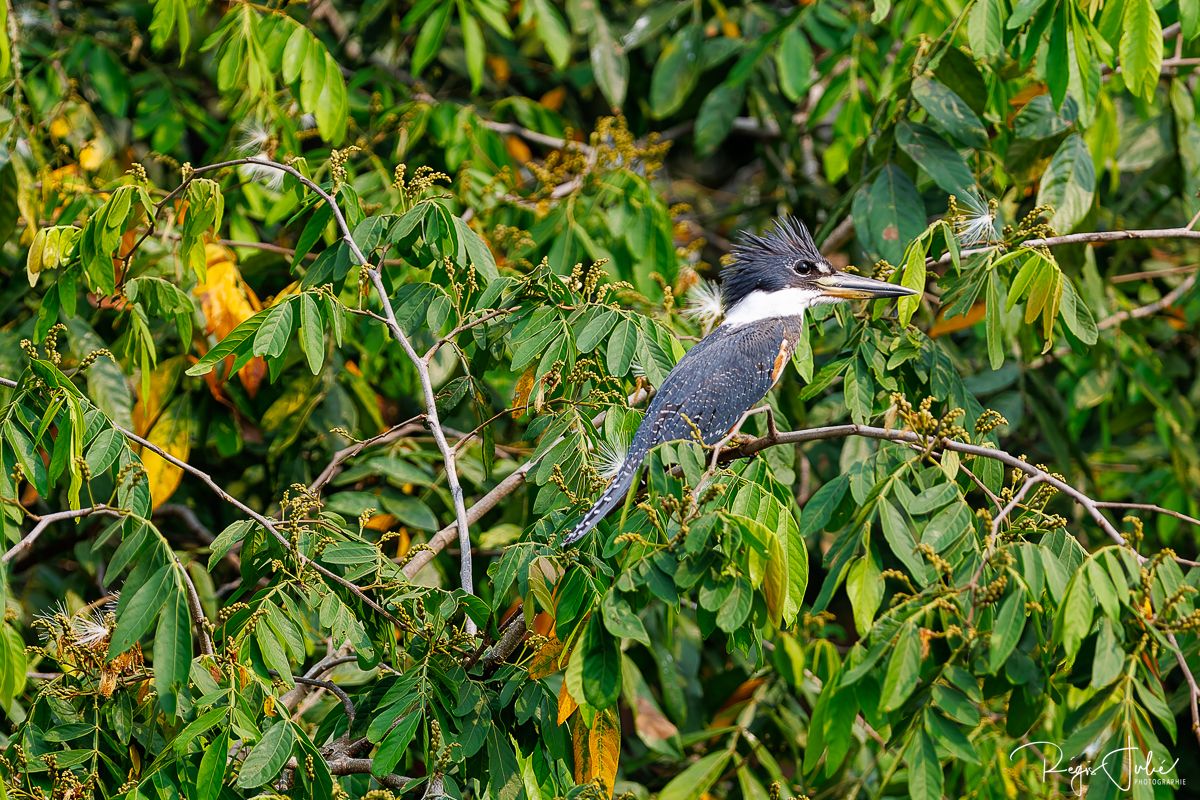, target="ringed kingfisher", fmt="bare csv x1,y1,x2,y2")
562,216,917,547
